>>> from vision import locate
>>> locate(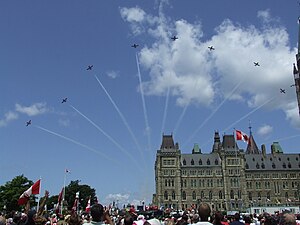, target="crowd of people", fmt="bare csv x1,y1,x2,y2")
0,199,299,225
